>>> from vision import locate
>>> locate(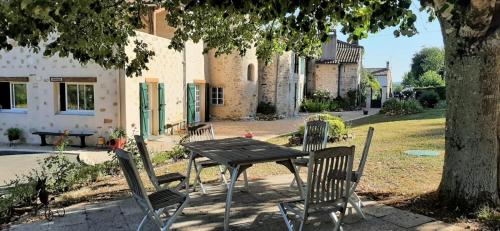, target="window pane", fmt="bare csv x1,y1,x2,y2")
13,84,27,108
218,99,223,104
85,85,94,110
78,85,86,110
67,84,78,110
212,99,217,104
